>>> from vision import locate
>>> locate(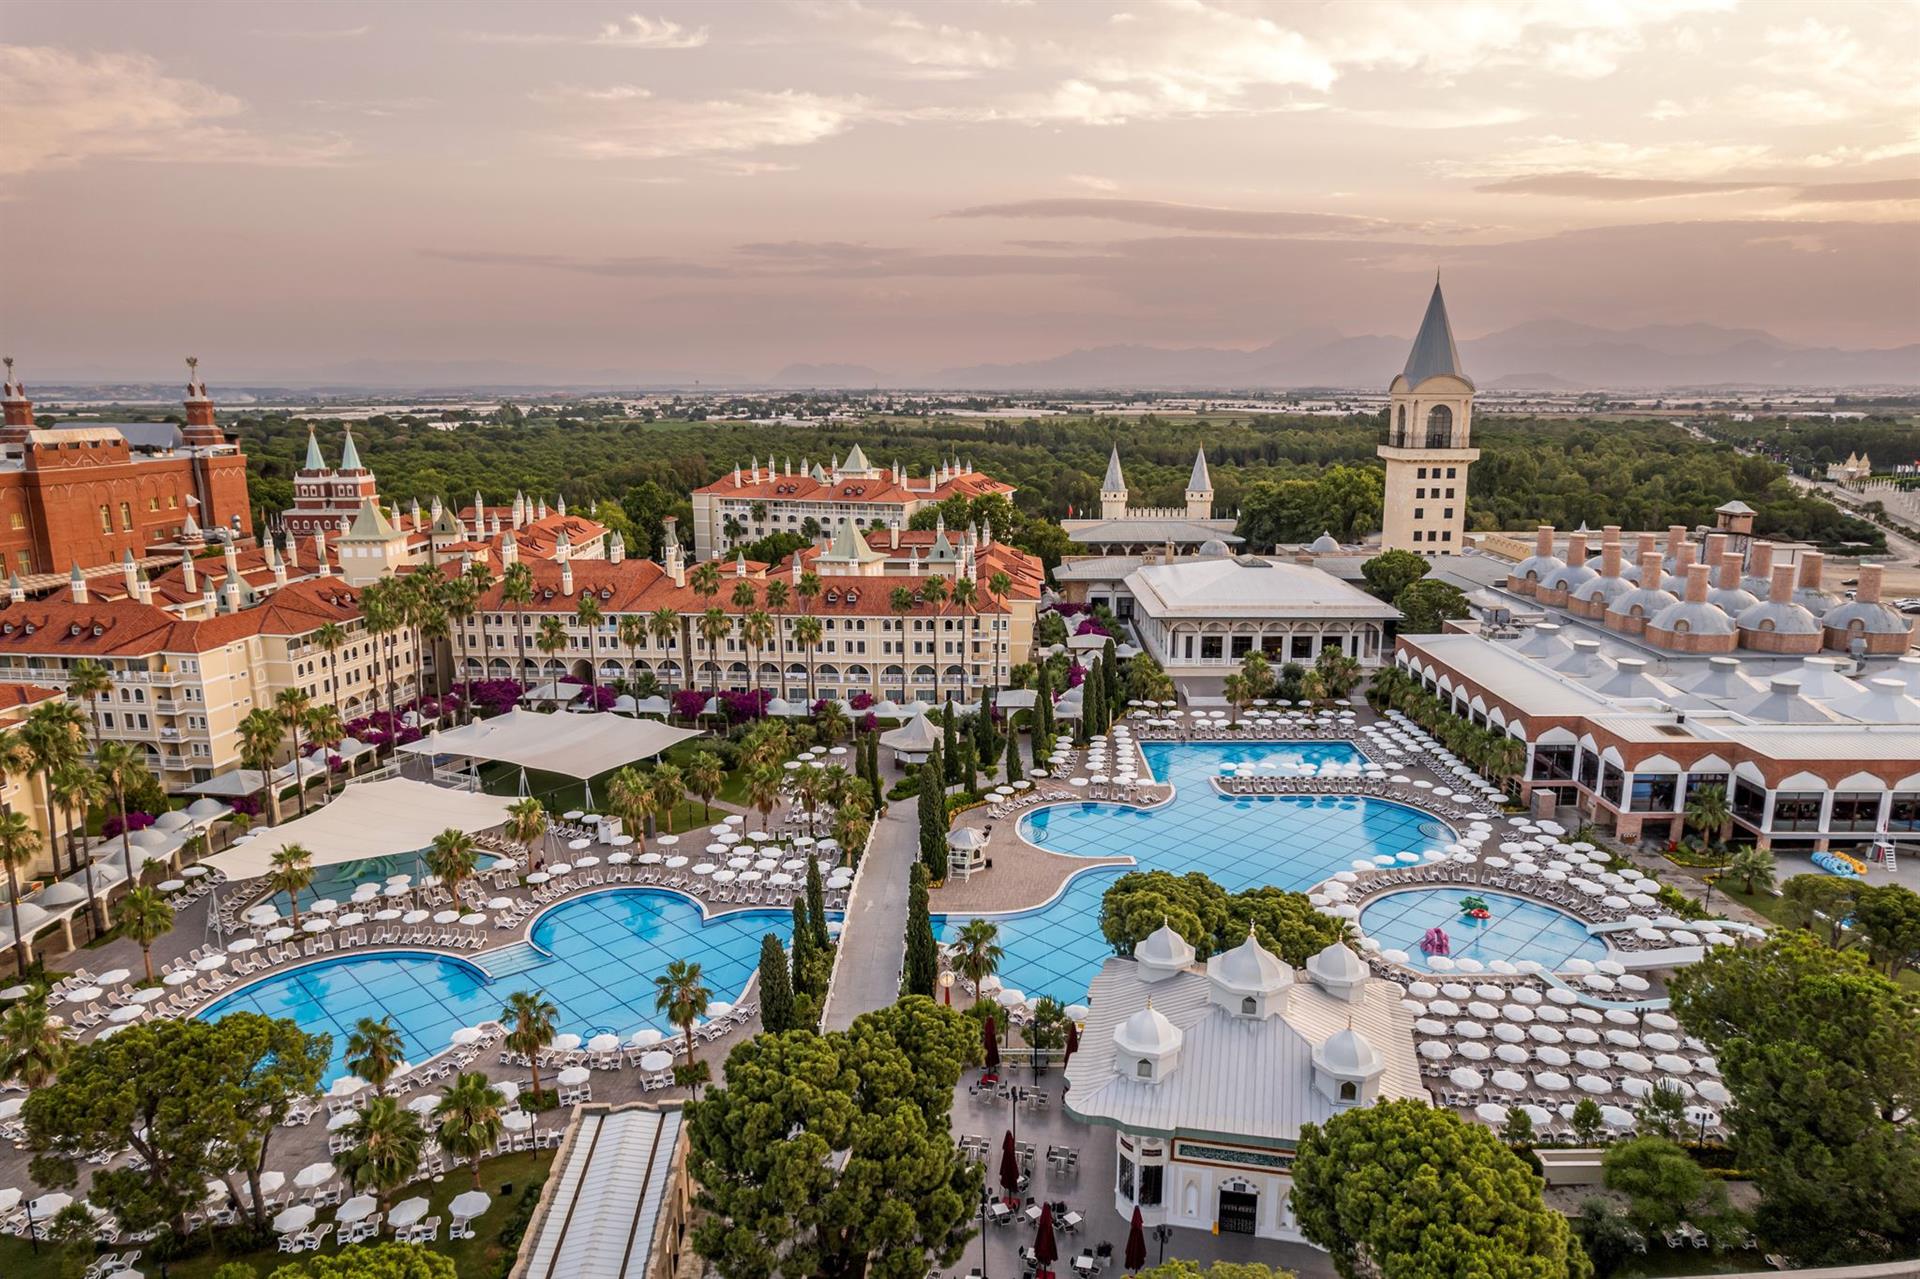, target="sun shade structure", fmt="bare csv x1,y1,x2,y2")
203,779,517,881
401,708,702,779
515,1103,685,1279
